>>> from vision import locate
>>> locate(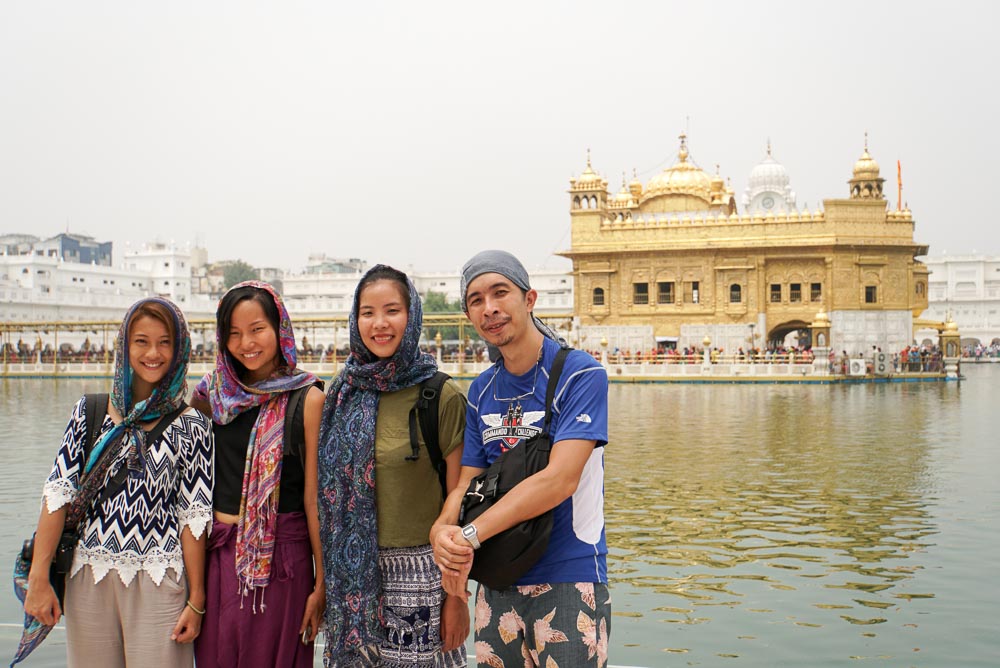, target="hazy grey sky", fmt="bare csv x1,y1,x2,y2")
2,1,996,274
